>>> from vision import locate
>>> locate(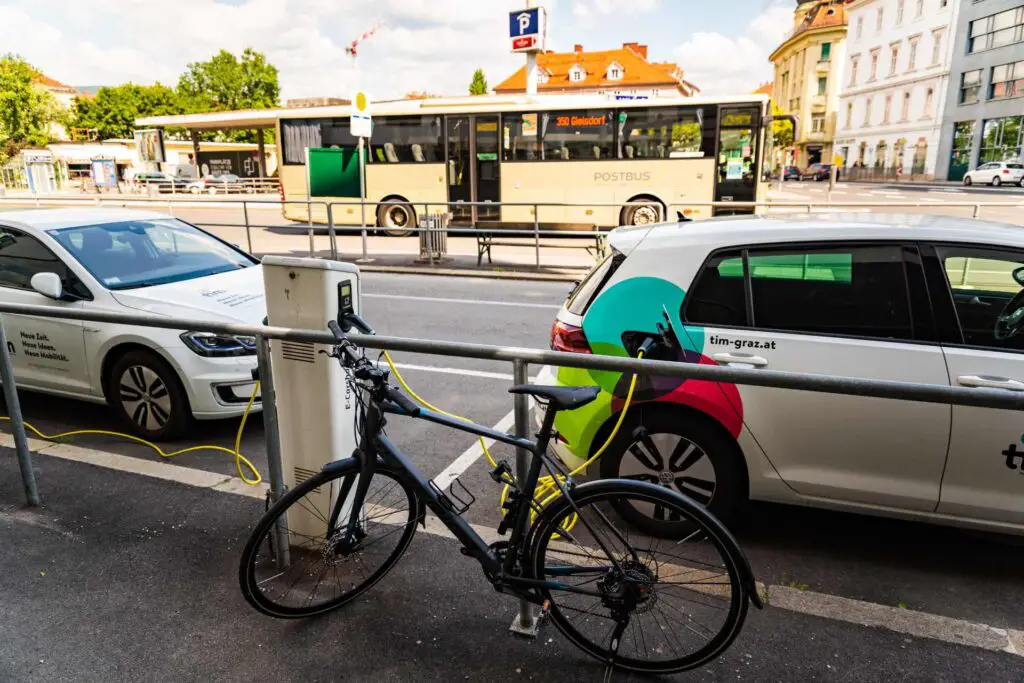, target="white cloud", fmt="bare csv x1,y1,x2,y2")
674,1,792,96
